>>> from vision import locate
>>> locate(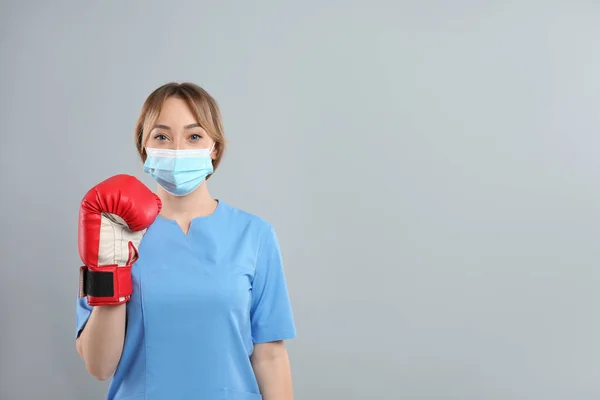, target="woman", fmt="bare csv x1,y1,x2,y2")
75,82,296,400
